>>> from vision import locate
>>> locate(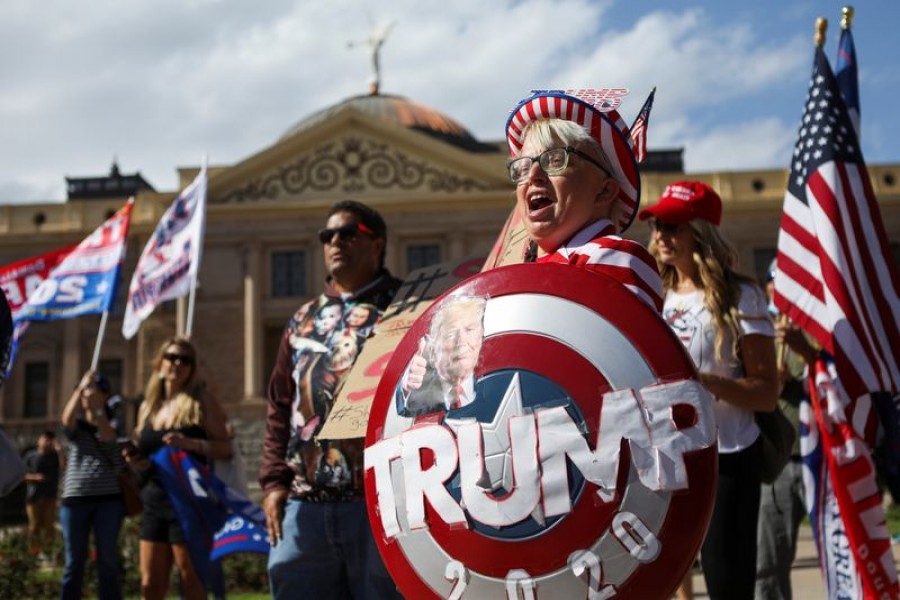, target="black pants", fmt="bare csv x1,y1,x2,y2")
701,440,761,600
